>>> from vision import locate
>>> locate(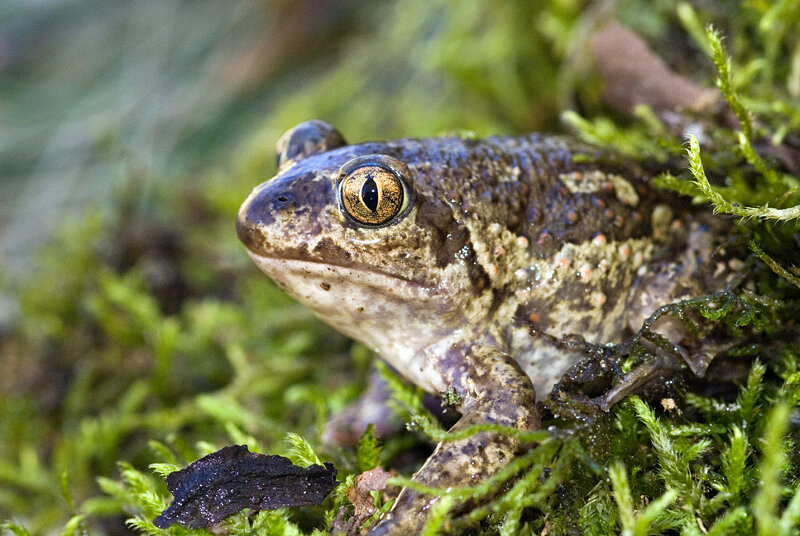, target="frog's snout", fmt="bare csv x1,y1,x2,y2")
235,202,259,253
235,188,267,252
236,181,302,254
